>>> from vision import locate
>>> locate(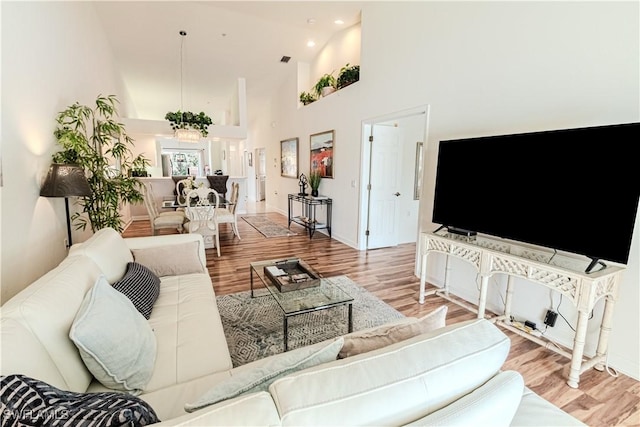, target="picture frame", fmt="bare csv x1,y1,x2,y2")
280,137,299,178
414,141,424,200
248,152,253,167
310,130,334,178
